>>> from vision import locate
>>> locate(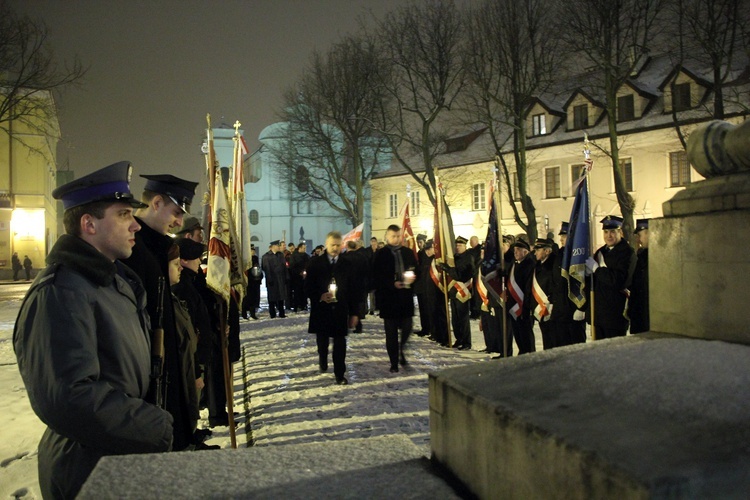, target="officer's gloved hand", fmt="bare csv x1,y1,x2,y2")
585,256,598,275
573,310,585,321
